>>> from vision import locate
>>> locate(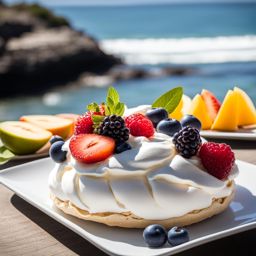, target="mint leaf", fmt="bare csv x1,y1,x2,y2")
105,106,110,116
115,102,125,116
0,146,15,165
107,86,119,104
105,86,126,116
92,115,104,123
152,87,183,114
87,102,100,112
